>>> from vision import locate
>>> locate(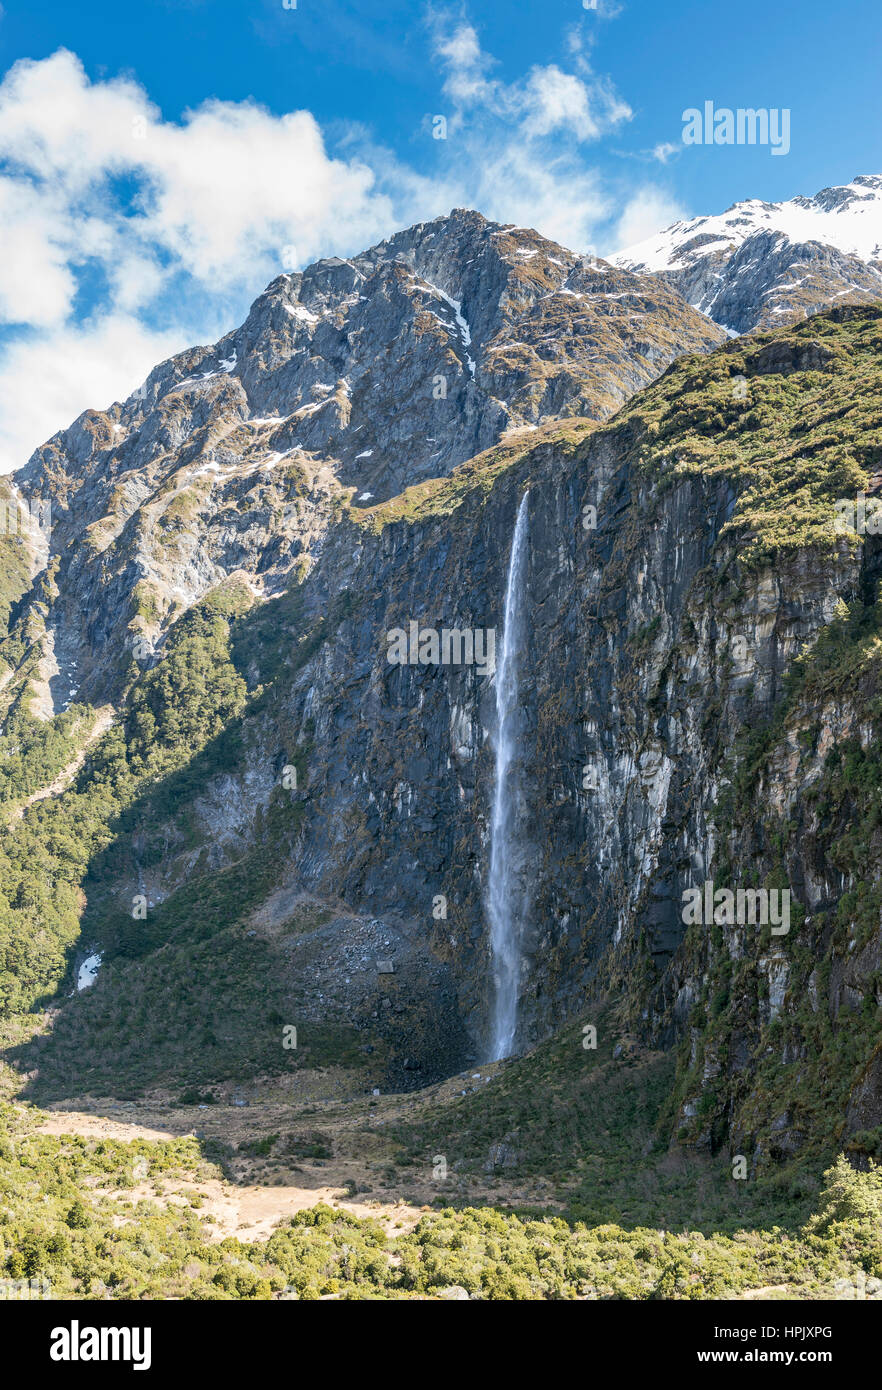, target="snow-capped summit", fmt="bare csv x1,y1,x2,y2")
613,175,882,334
